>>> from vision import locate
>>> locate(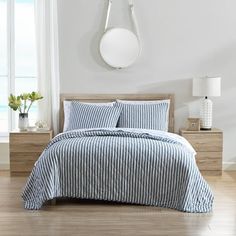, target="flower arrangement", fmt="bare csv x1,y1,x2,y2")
8,91,43,113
